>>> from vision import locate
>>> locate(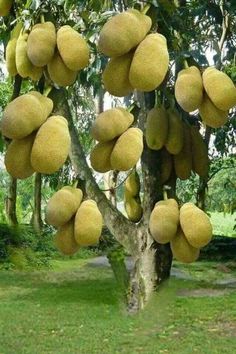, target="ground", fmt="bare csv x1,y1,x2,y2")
0,257,236,354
